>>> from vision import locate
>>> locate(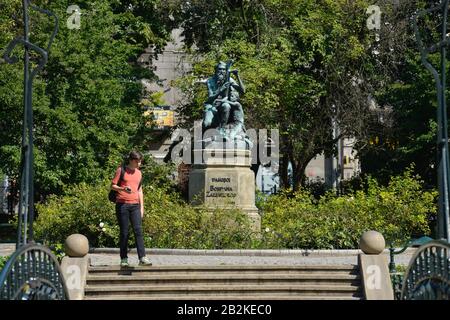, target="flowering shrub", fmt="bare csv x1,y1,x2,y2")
34,169,436,249
258,169,437,248
34,180,254,249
